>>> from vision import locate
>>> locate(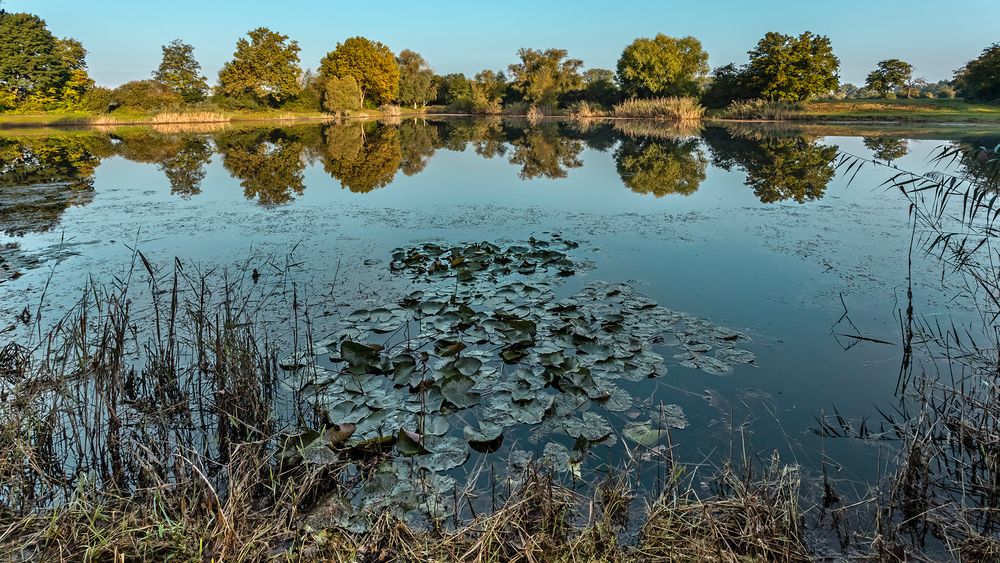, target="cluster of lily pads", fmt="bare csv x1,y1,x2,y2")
283,236,756,525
